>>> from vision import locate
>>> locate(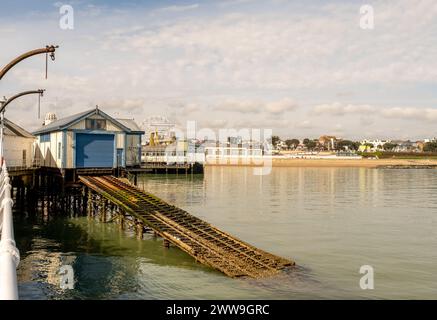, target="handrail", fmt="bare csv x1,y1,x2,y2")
0,161,20,300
